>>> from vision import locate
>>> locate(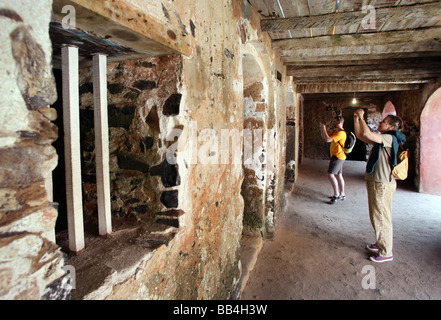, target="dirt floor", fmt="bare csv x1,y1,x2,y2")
241,158,441,300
